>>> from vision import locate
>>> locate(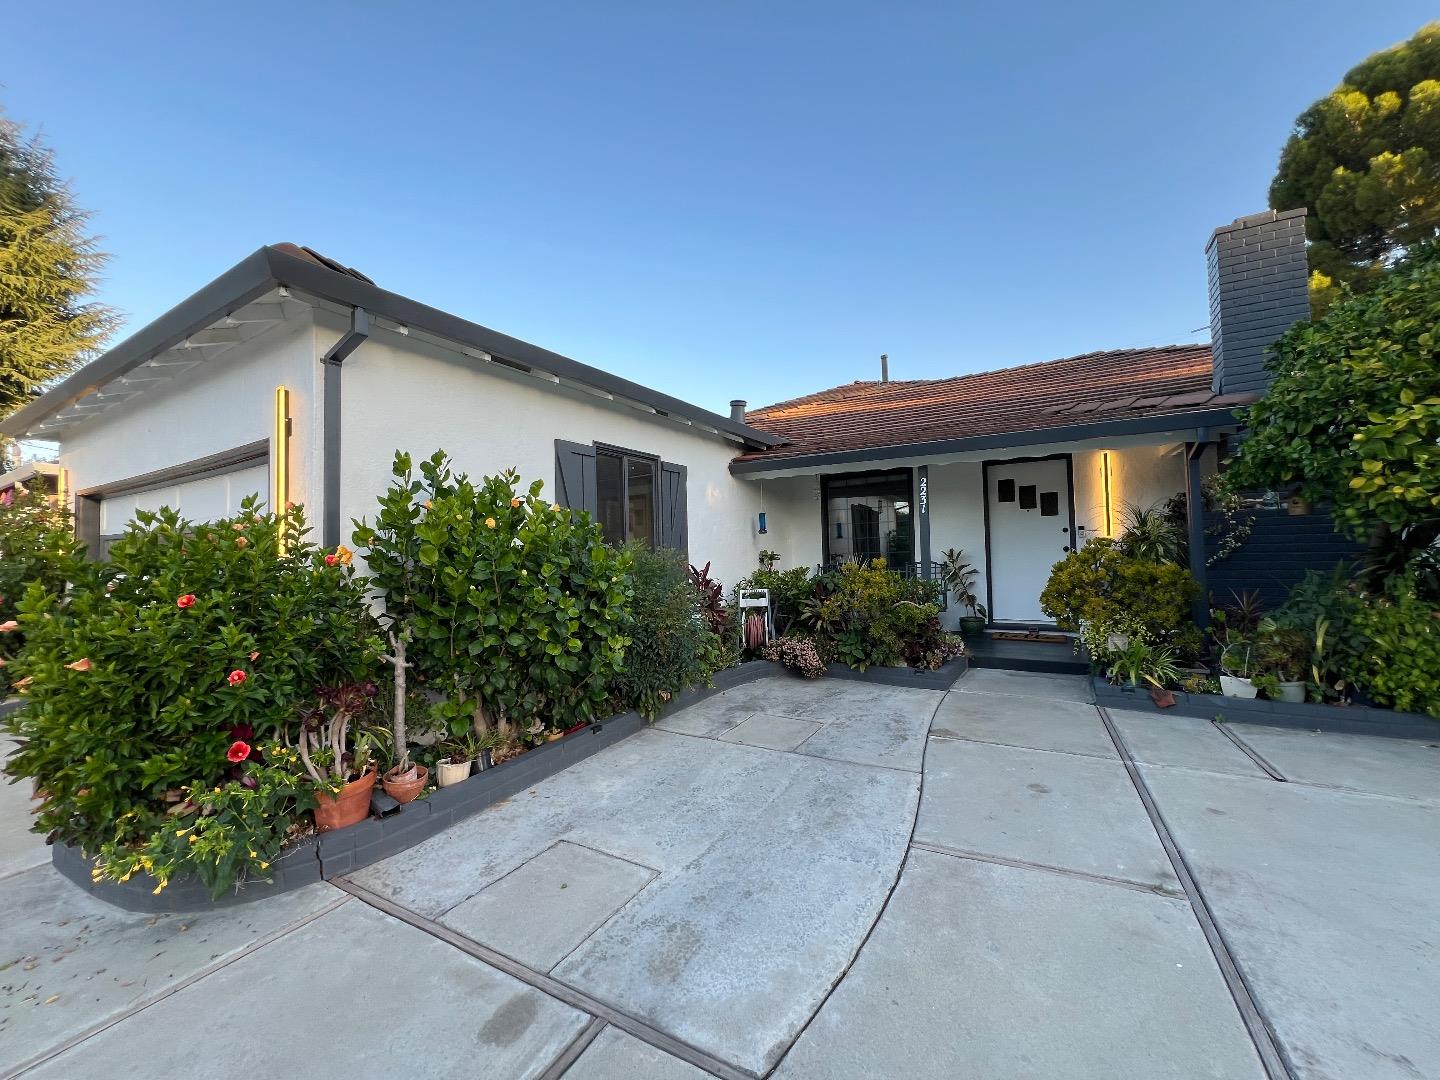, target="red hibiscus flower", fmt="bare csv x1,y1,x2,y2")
176,594,197,609
324,553,338,567
227,669,248,686
227,740,251,763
